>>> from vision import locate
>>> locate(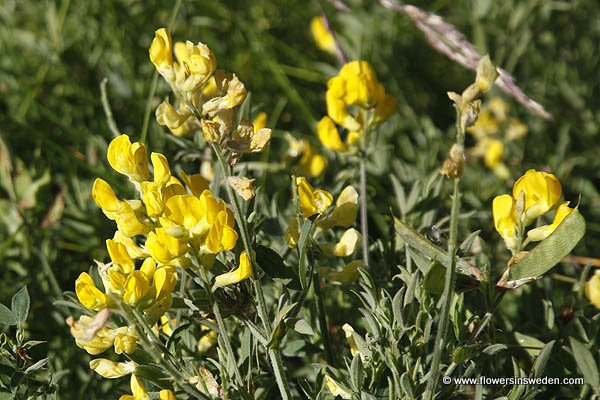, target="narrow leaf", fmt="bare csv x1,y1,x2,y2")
11,286,29,325
569,337,599,390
